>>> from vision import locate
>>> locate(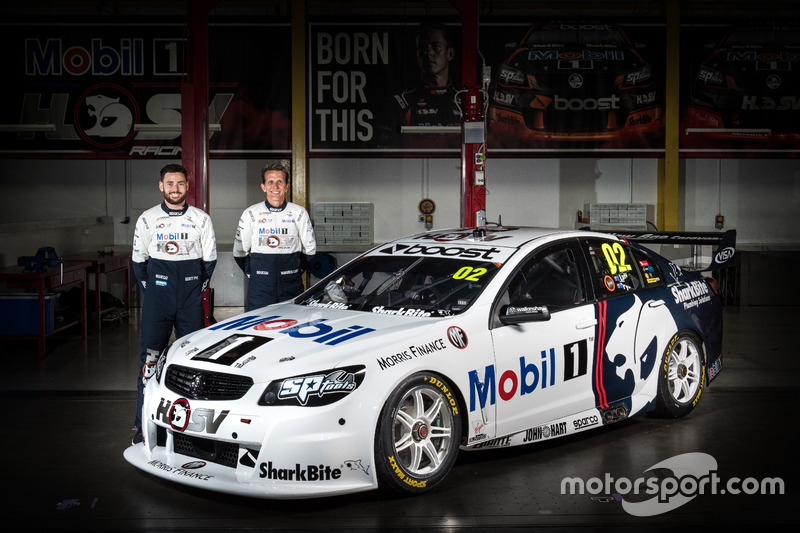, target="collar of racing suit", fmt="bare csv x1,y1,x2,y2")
160,202,189,217
265,200,287,212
